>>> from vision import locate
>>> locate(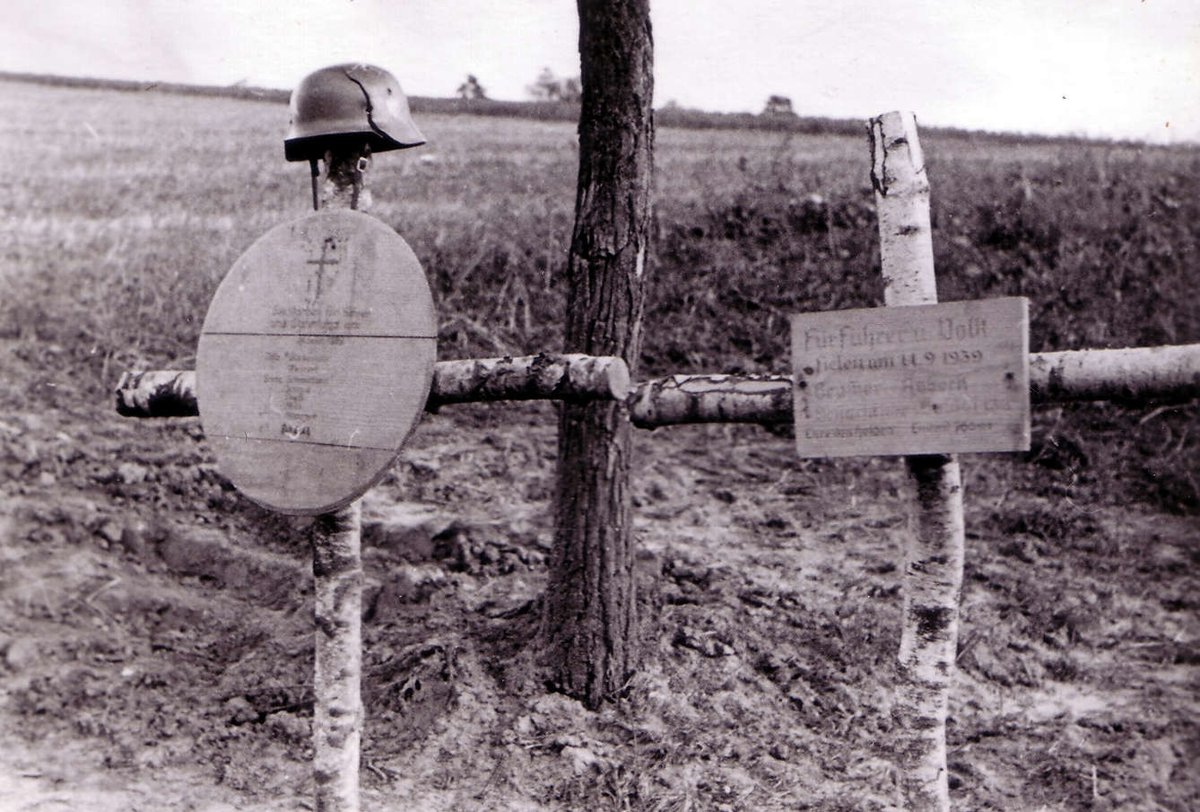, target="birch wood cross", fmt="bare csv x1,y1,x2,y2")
871,110,961,812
